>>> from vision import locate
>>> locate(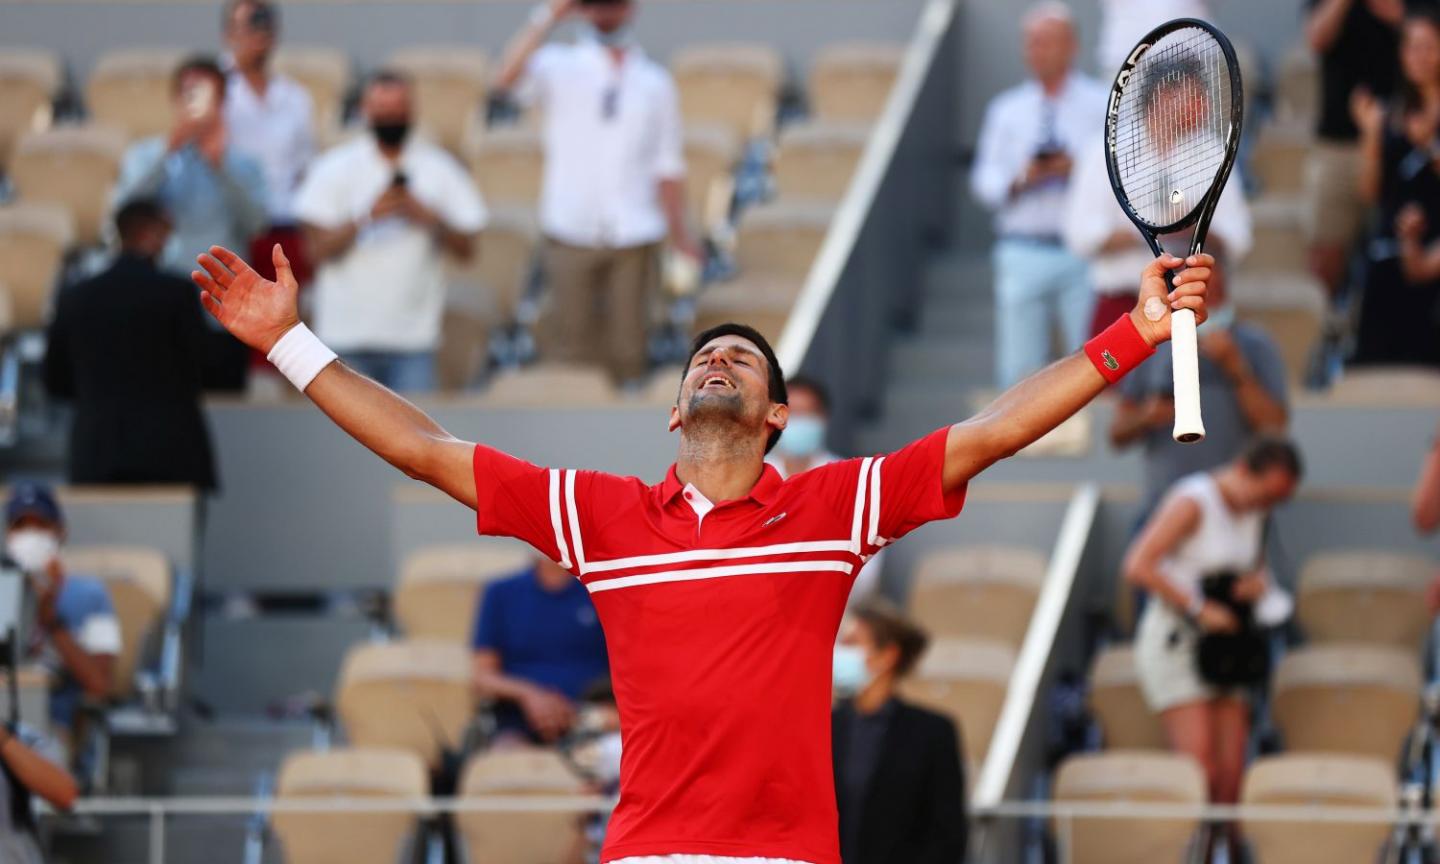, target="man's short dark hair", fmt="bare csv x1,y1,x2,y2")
172,55,227,99
851,598,929,679
223,0,278,31
785,375,830,415
684,323,787,453
1243,436,1303,481
114,198,170,245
